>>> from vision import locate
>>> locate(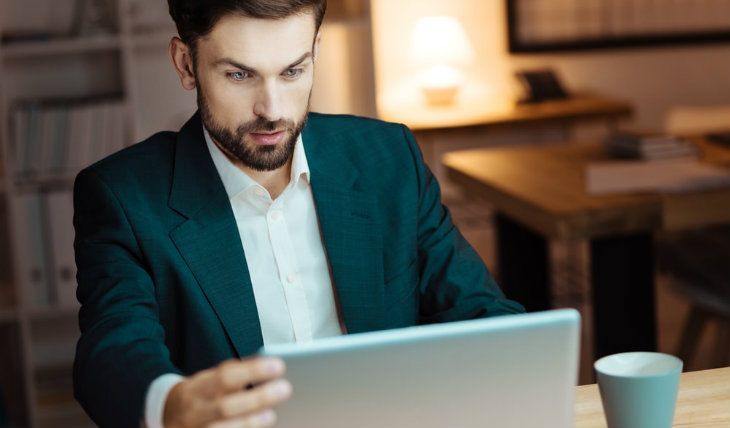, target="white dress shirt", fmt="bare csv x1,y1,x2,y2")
144,126,343,427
